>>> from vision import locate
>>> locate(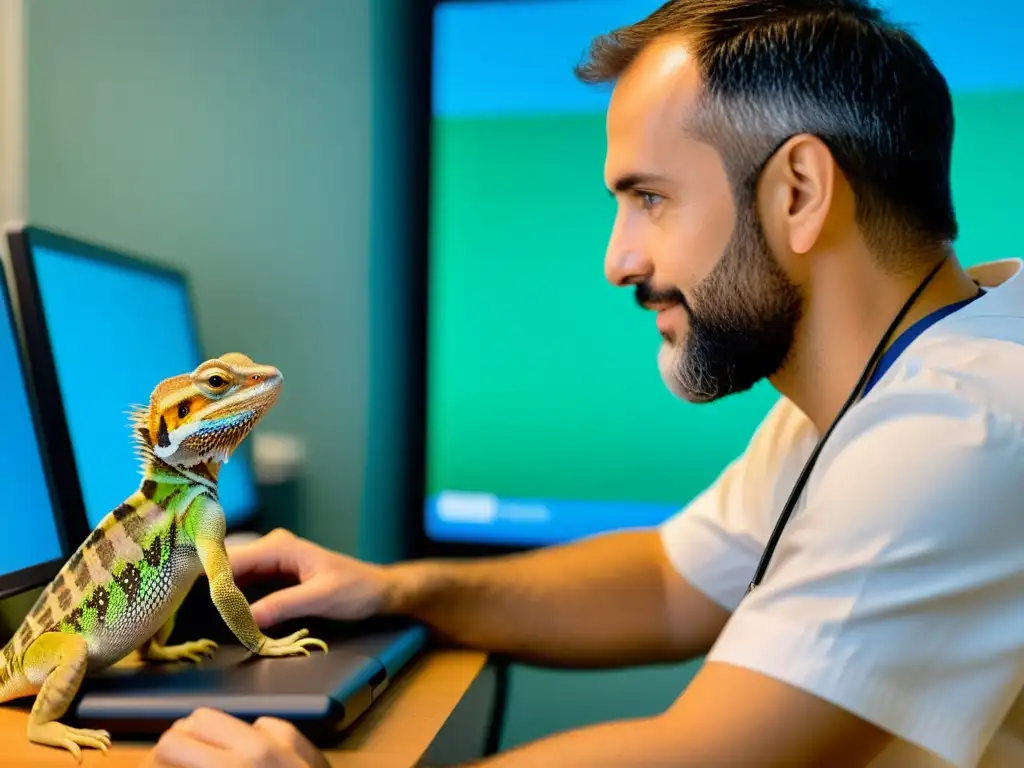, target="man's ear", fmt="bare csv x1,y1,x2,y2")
759,133,837,259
